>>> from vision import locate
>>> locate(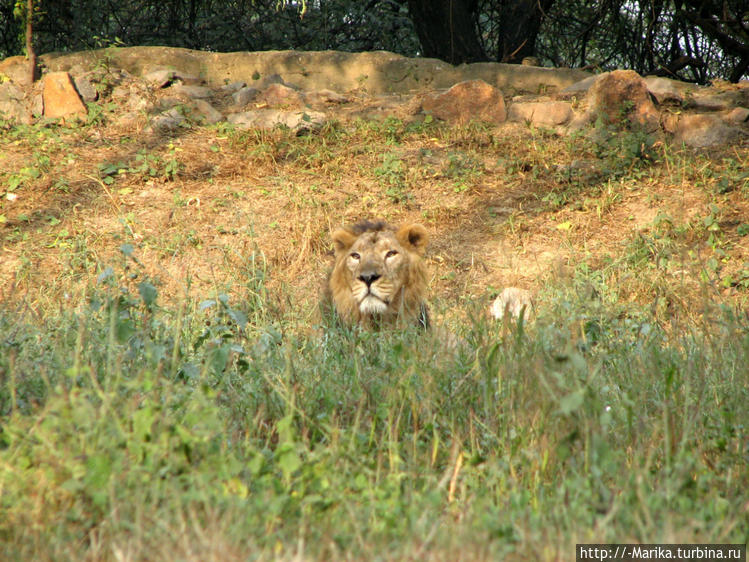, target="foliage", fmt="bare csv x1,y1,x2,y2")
0,0,418,60
1,0,746,82
1,250,747,559
538,0,749,83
